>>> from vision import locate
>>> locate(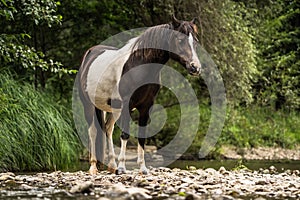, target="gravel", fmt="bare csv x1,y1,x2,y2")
0,166,300,199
